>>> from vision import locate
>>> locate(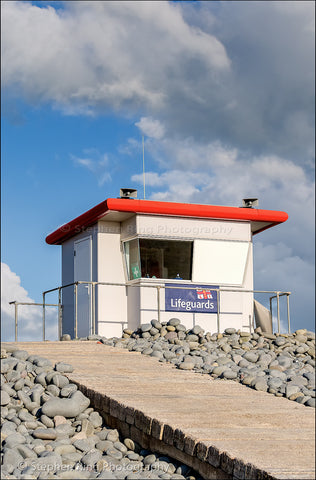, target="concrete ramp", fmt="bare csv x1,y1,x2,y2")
5,341,315,480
